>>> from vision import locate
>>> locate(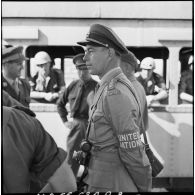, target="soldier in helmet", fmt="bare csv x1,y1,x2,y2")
136,57,168,106
77,23,152,192
179,55,193,103
30,51,65,103
2,46,31,107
